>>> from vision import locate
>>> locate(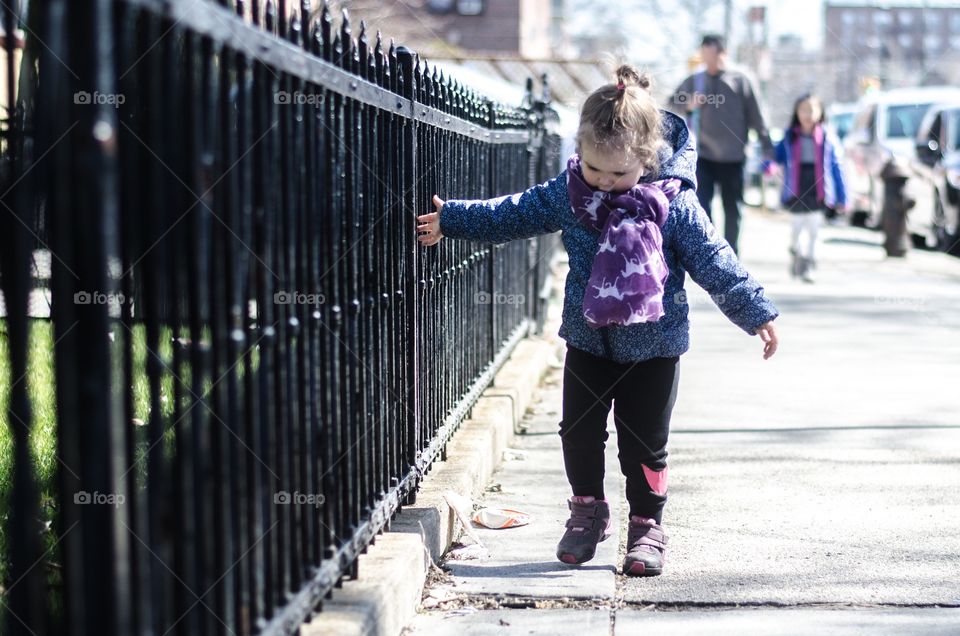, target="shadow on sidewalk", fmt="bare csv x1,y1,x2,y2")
447,561,615,578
